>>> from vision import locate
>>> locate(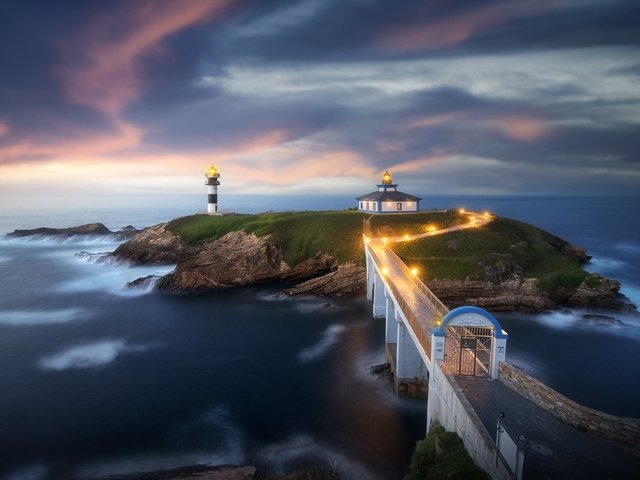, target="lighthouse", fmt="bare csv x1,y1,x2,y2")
205,164,221,215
